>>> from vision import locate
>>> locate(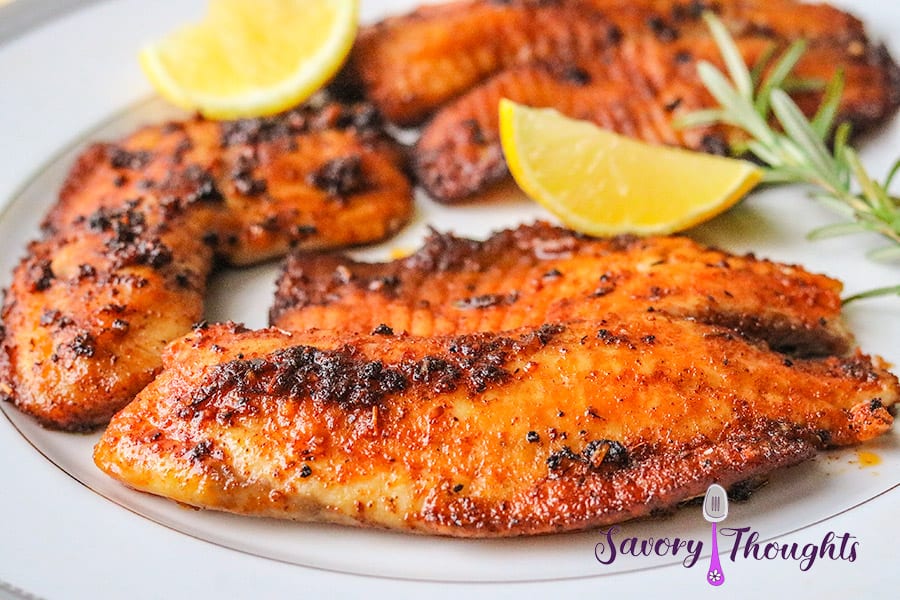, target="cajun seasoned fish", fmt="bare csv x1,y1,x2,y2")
338,0,872,126
0,101,412,430
93,317,898,536
271,223,850,357
414,35,900,201
336,0,616,125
